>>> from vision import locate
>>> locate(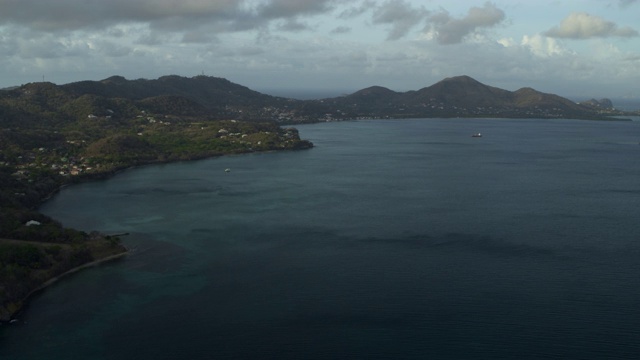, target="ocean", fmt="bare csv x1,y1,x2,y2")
2,118,640,359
